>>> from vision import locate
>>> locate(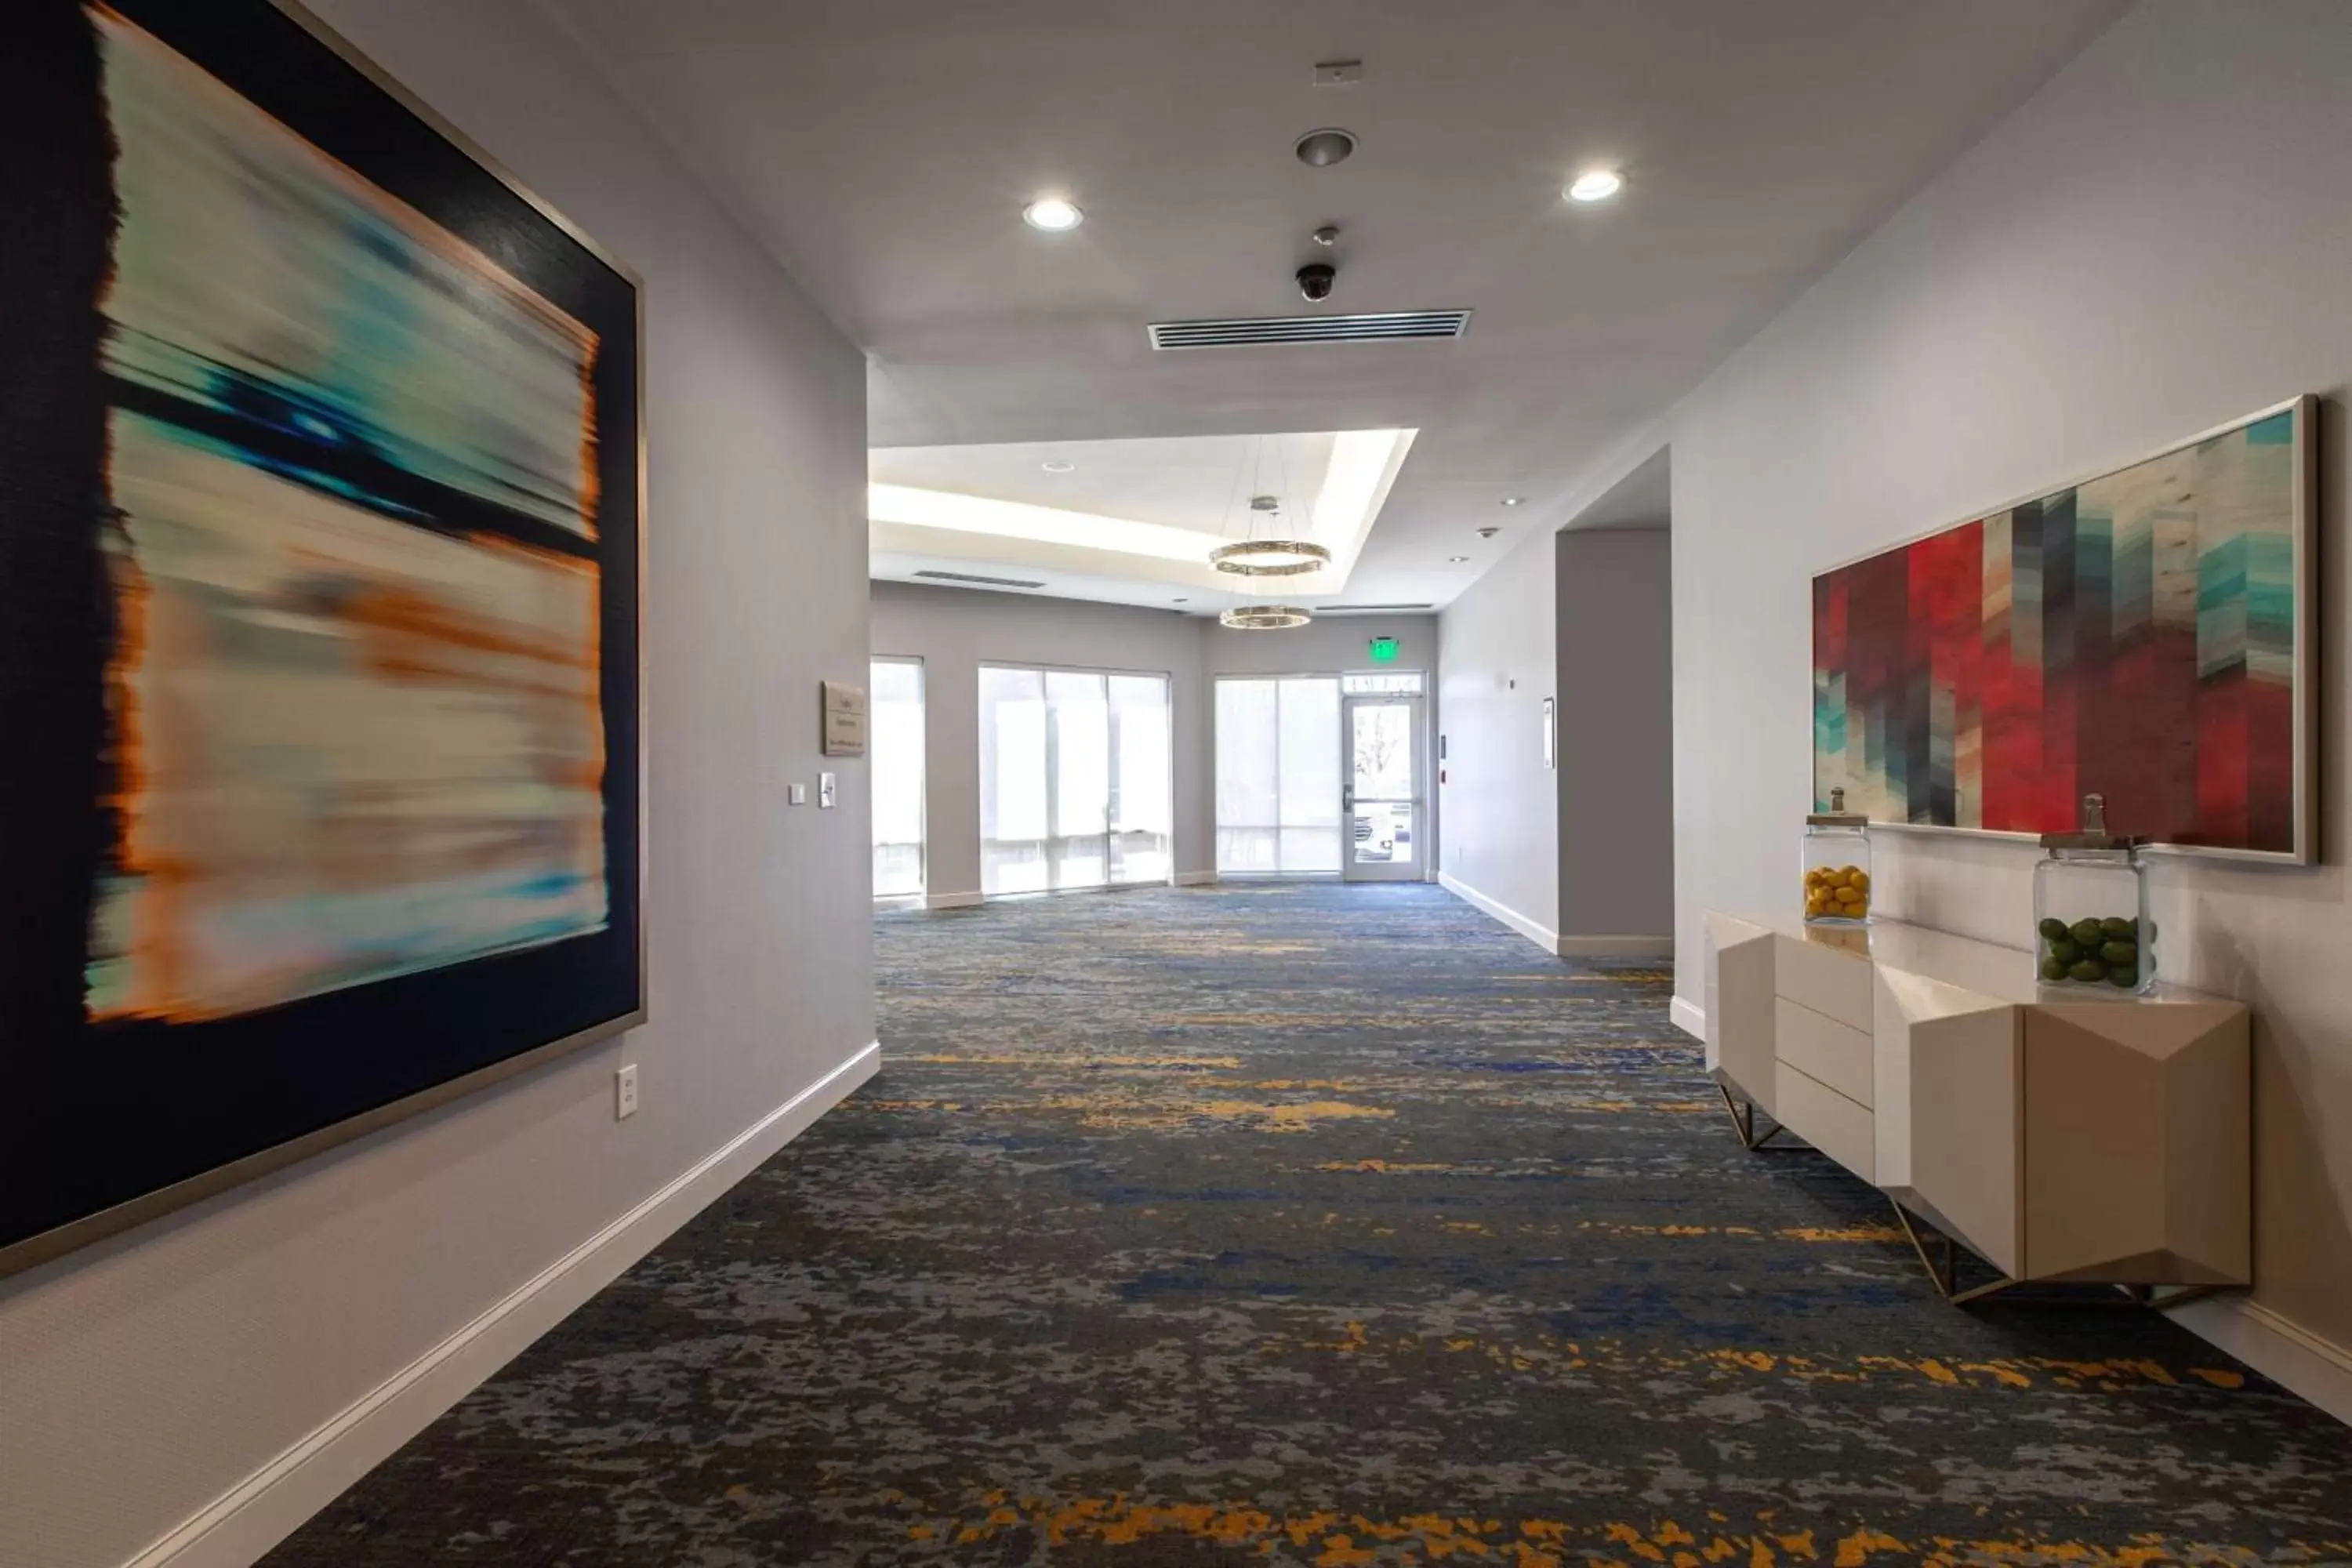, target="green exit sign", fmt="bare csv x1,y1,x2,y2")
1368,636,1399,663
